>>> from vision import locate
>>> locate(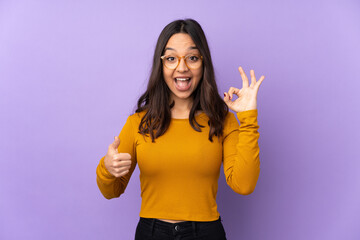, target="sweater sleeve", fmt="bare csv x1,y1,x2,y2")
222,109,260,195
96,115,137,199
